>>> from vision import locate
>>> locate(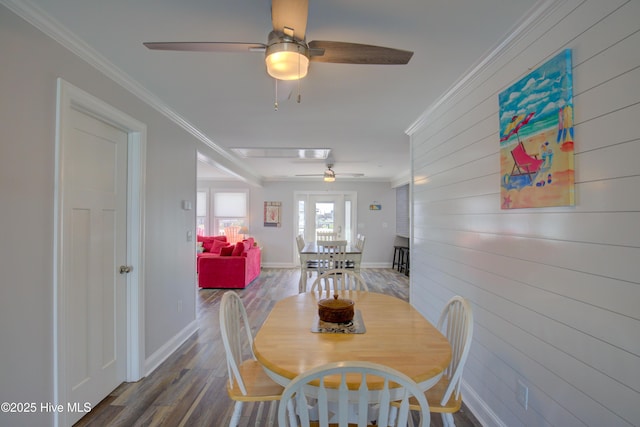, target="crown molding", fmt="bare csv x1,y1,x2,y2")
390,171,411,188
405,0,567,135
1,0,262,186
